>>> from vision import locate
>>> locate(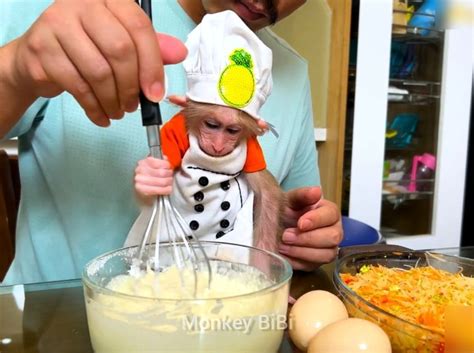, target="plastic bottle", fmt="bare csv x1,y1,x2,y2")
408,153,436,192
408,0,441,36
